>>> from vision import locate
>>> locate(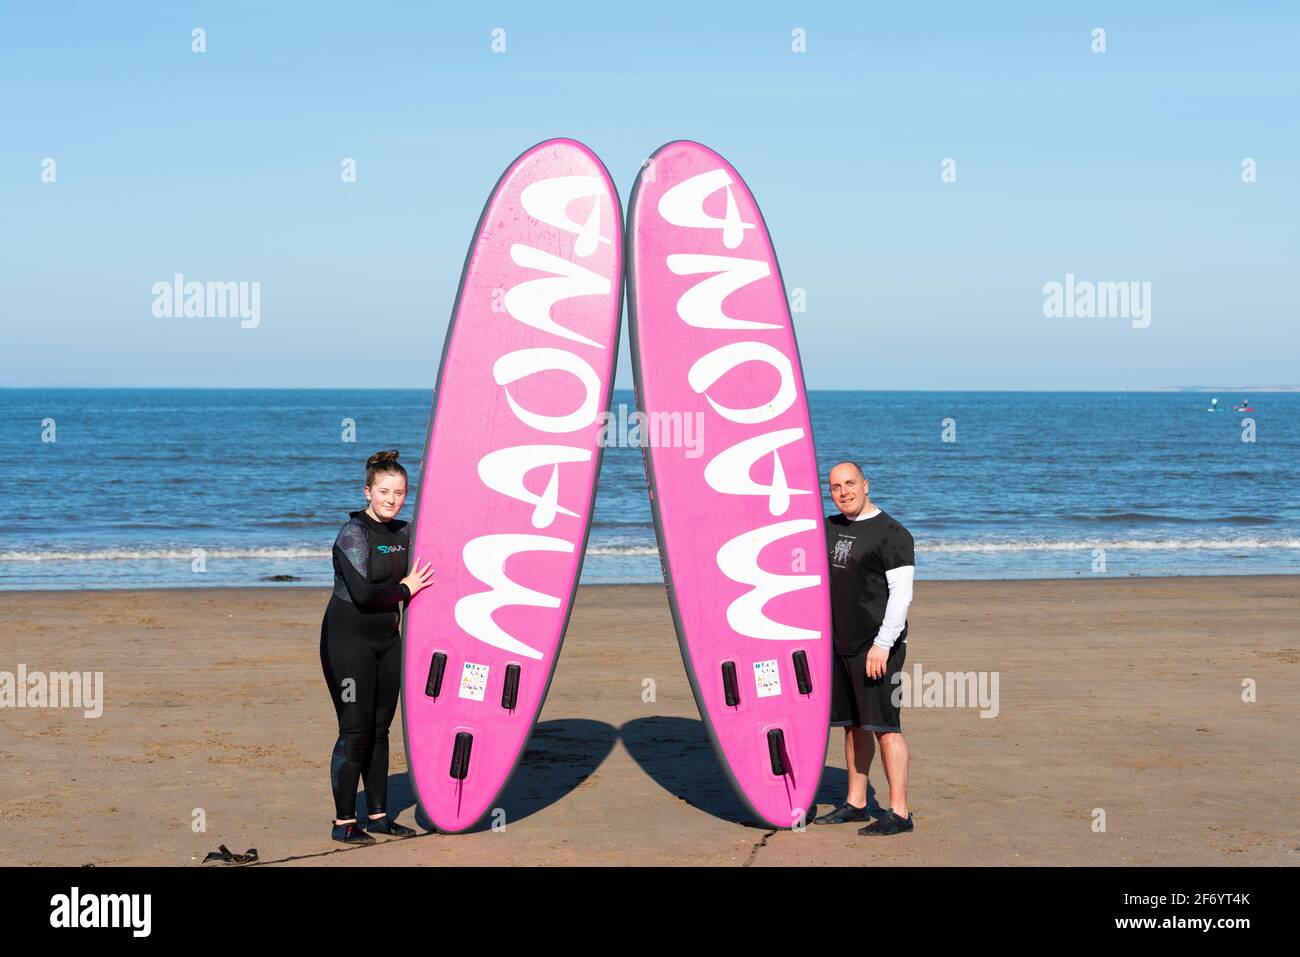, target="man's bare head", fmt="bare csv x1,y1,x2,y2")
828,461,869,517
